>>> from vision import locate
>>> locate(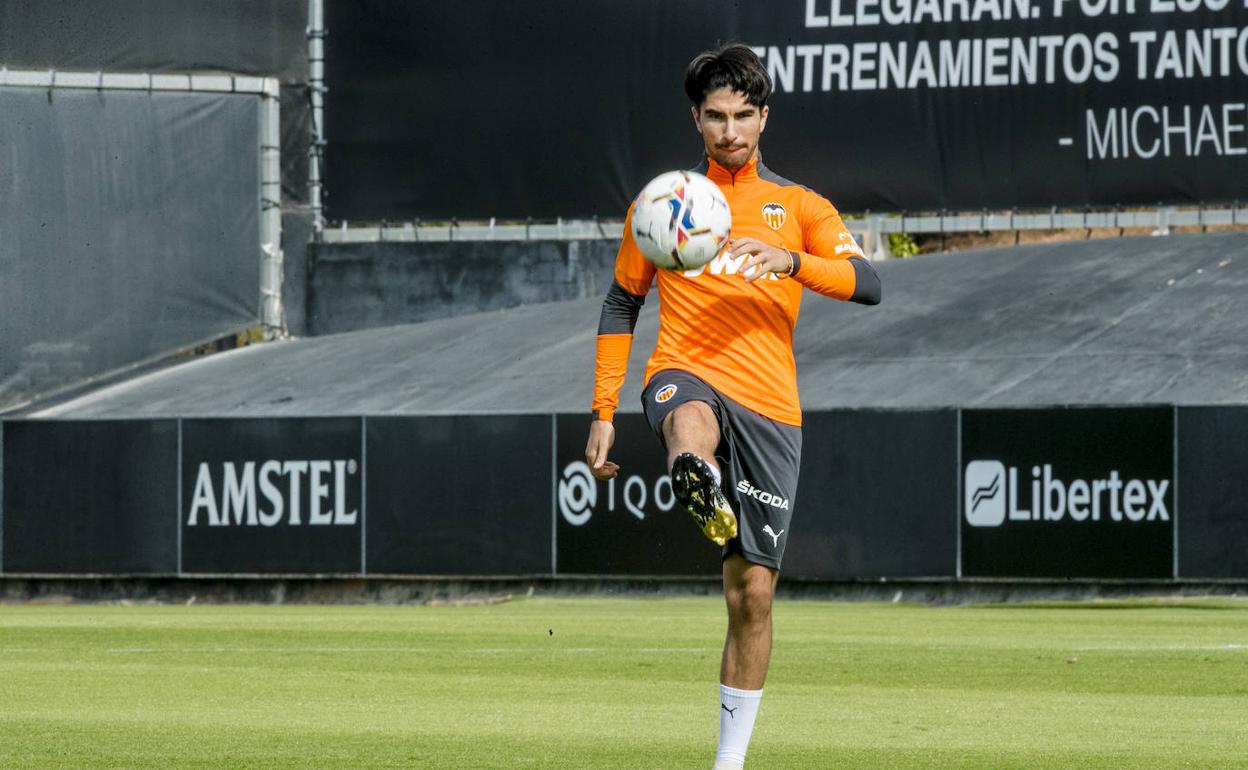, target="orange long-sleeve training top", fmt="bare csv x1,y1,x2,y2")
592,154,880,427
